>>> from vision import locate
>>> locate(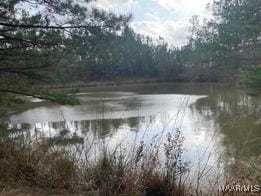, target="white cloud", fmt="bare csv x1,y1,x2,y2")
131,0,213,47
88,0,137,13
153,0,212,18
131,19,190,47
88,0,213,47
144,12,160,21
